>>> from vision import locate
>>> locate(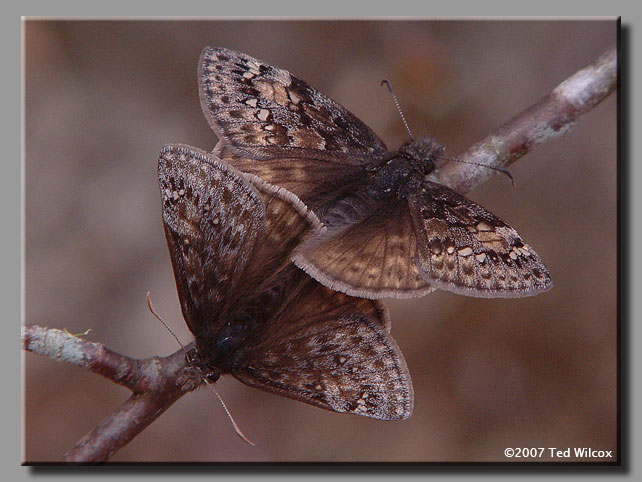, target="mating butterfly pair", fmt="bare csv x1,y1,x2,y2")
158,47,551,423
160,145,412,420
